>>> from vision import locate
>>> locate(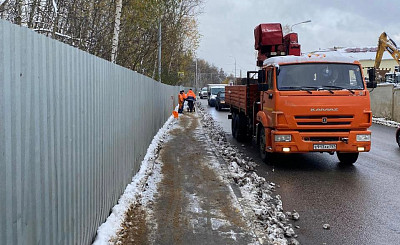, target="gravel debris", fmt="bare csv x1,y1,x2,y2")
323,224,331,230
